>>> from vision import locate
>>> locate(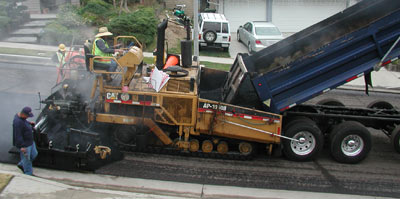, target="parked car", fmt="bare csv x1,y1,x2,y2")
198,13,231,51
237,21,284,53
